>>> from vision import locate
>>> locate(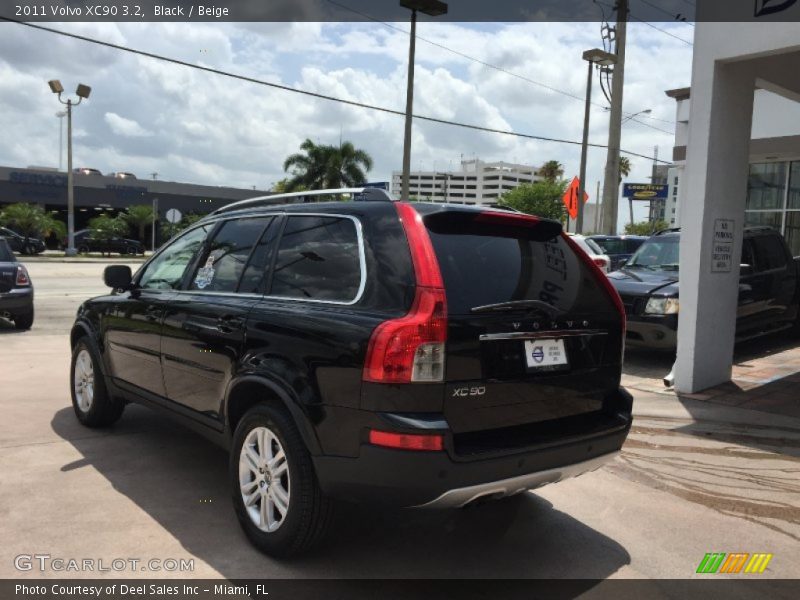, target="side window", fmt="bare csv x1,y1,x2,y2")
753,235,788,271
190,218,269,292
239,217,279,294
138,225,210,290
269,216,362,302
